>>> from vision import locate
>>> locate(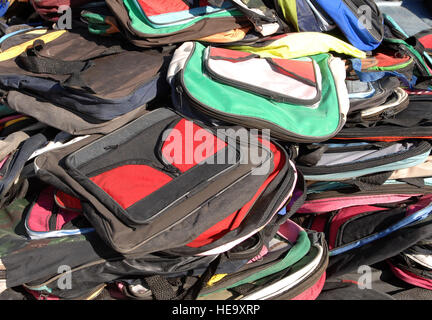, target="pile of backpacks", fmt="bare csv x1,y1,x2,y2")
0,0,431,301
